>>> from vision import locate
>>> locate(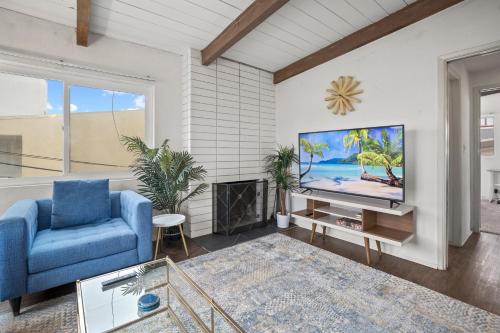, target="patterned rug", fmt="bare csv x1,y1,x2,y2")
1,233,499,332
